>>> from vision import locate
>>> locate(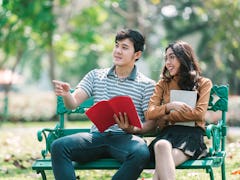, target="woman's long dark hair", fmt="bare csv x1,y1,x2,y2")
162,41,201,90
